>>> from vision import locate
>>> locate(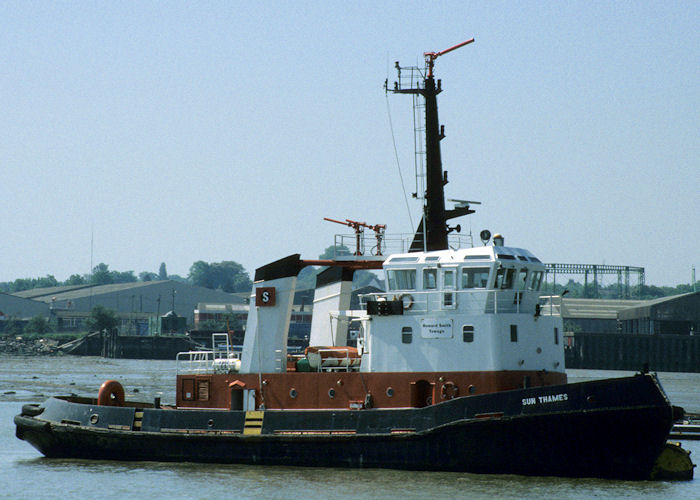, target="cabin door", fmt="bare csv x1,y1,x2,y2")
410,380,435,407
230,388,243,410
